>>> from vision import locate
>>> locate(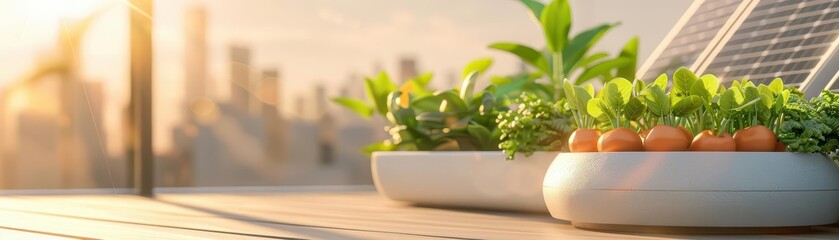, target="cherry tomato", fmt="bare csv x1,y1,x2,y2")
644,125,691,151
569,129,601,152
690,130,736,151
733,125,777,152
598,127,644,152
